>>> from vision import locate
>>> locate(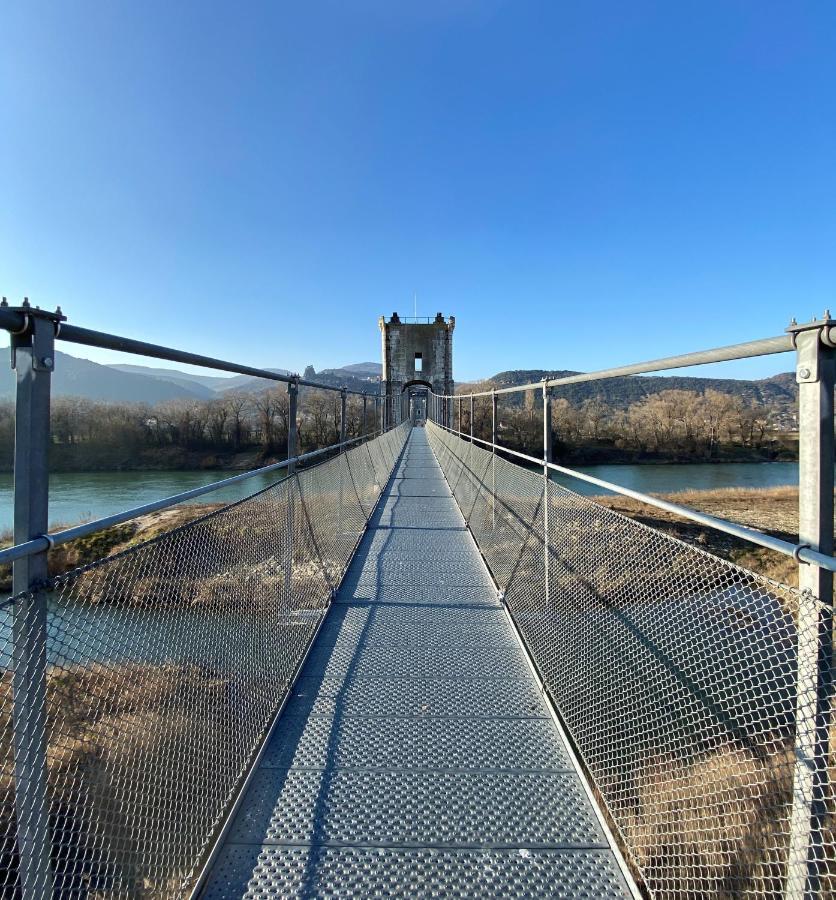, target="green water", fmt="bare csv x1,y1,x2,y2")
0,469,286,533
0,461,800,534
